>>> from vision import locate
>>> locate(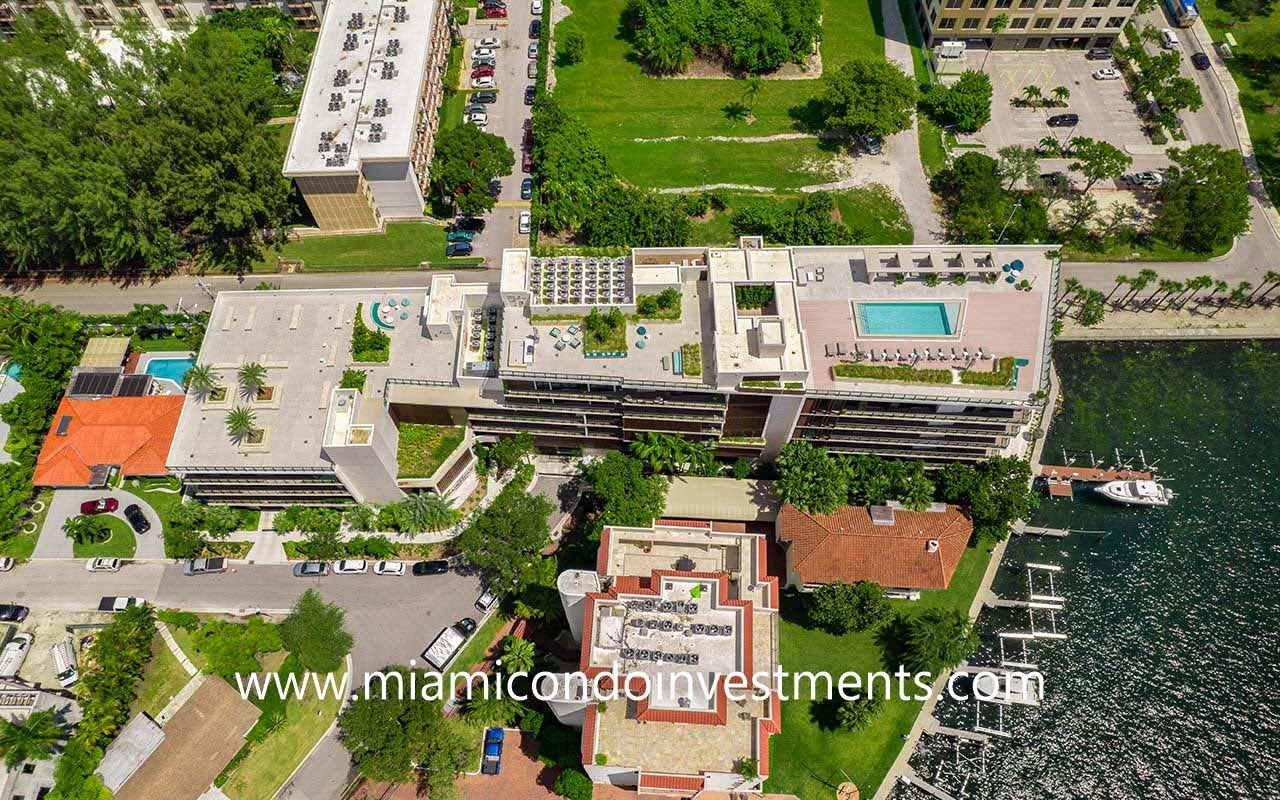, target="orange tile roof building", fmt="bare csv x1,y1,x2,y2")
33,396,184,487
540,520,780,797
775,502,972,591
